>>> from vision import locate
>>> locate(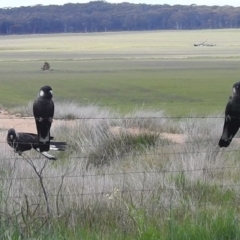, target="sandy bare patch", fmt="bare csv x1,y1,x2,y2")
0,112,186,145
161,133,186,144
0,116,36,133
0,112,64,142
